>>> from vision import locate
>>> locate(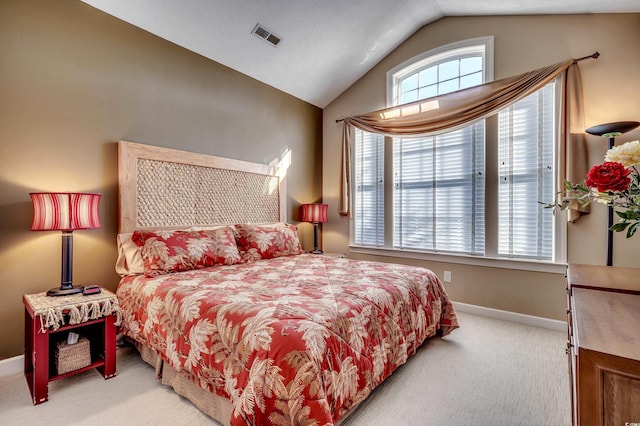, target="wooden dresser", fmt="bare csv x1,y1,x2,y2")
567,264,640,425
